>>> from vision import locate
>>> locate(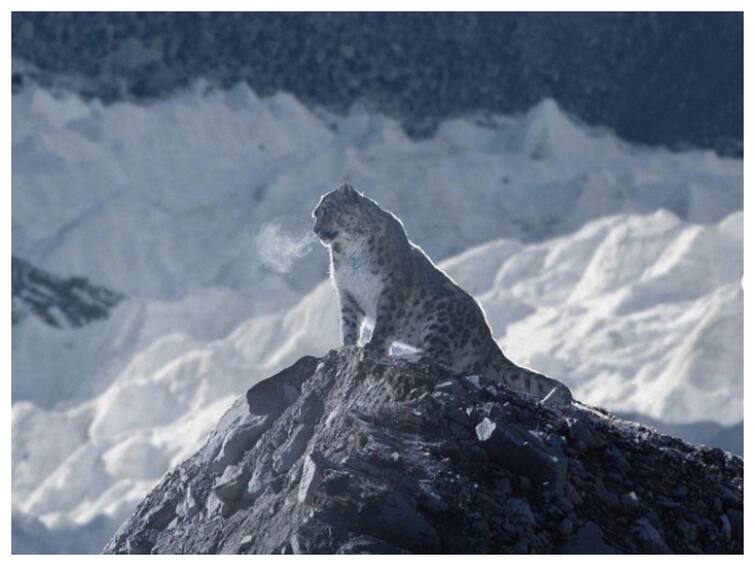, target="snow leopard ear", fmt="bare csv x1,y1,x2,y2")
339,183,360,200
